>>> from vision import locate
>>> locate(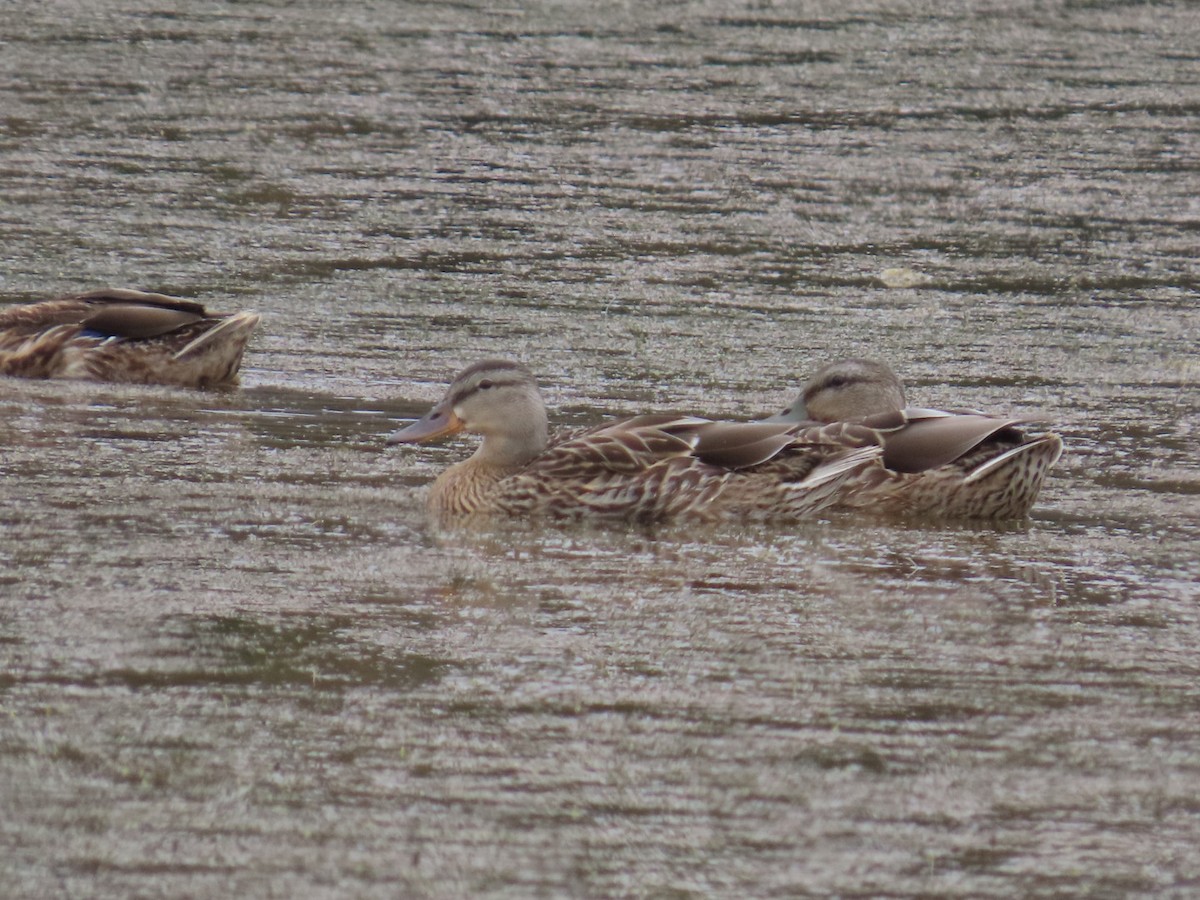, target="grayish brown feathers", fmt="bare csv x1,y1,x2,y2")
388,360,884,523
0,288,260,388
768,358,1064,518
